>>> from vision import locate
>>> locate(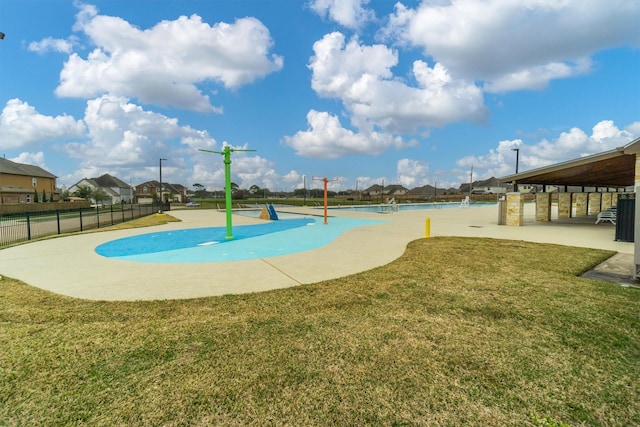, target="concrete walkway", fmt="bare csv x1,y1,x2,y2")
0,203,634,301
